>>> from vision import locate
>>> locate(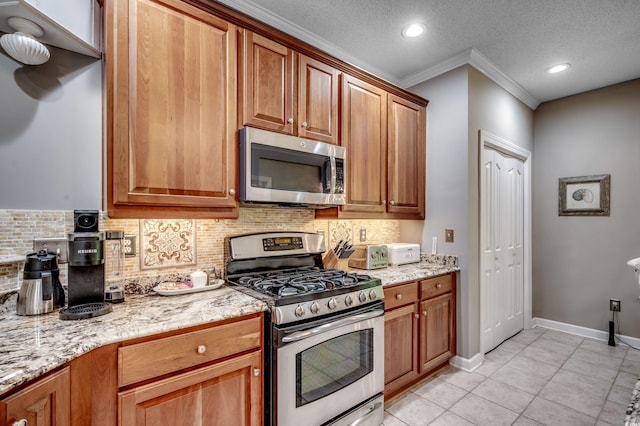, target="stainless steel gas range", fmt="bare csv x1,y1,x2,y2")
225,232,385,426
